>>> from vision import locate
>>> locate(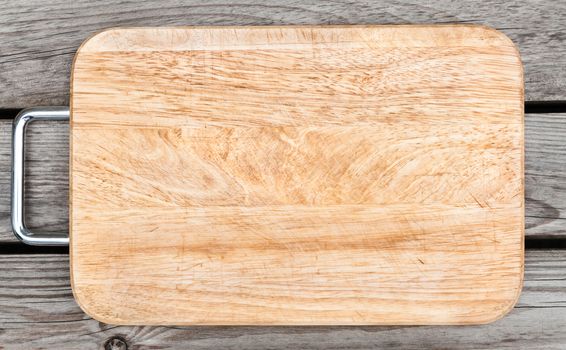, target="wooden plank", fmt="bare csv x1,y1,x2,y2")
69,25,524,325
526,114,566,237
0,250,563,348
0,0,565,107
0,112,565,243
